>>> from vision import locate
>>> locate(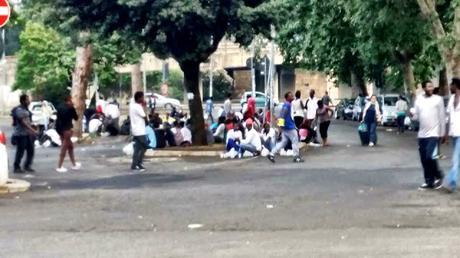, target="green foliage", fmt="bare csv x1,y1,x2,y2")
14,22,74,103
146,70,185,100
